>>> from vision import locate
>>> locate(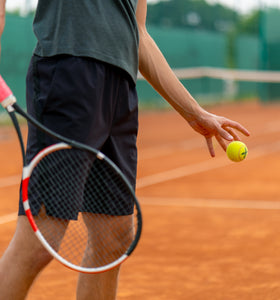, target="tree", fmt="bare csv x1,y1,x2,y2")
147,0,240,33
